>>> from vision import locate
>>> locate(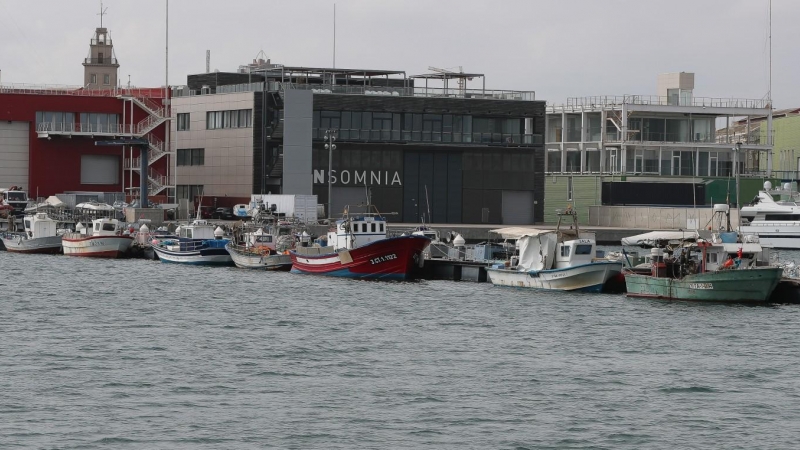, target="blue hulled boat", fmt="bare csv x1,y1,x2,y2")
152,220,233,266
